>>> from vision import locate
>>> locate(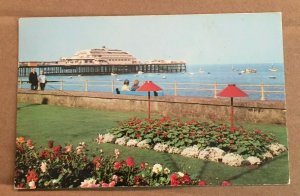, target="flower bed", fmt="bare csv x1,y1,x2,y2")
15,137,234,189
99,117,287,167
